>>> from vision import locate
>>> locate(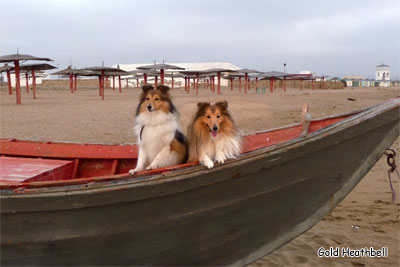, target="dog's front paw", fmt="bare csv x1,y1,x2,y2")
203,158,214,169
129,168,139,175
216,154,226,164
146,164,156,170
